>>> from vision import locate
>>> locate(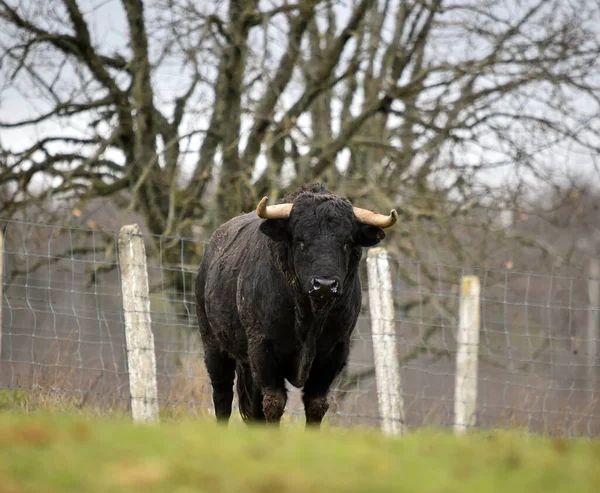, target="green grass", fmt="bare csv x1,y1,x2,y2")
0,414,599,493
